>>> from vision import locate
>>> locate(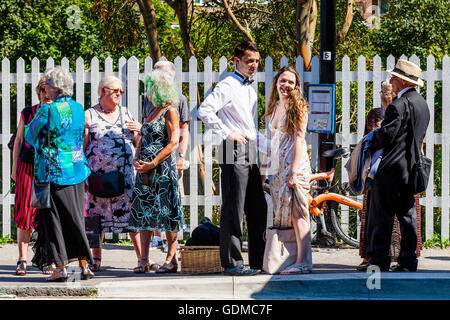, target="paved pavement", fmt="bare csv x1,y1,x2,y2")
0,243,449,300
